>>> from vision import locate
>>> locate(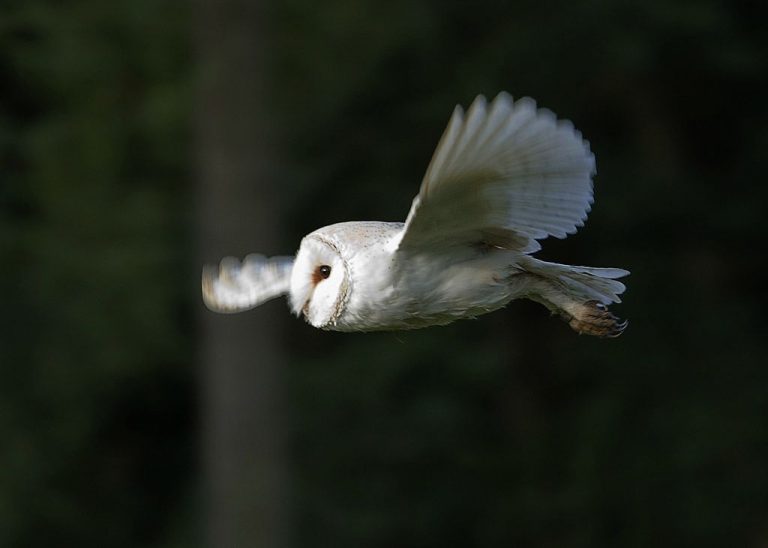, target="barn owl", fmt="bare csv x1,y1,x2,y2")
203,93,629,337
